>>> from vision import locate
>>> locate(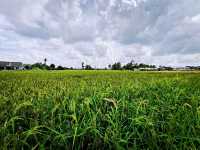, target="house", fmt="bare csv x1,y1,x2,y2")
174,66,198,71
174,67,188,71
139,67,158,71
0,61,23,70
158,66,174,71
